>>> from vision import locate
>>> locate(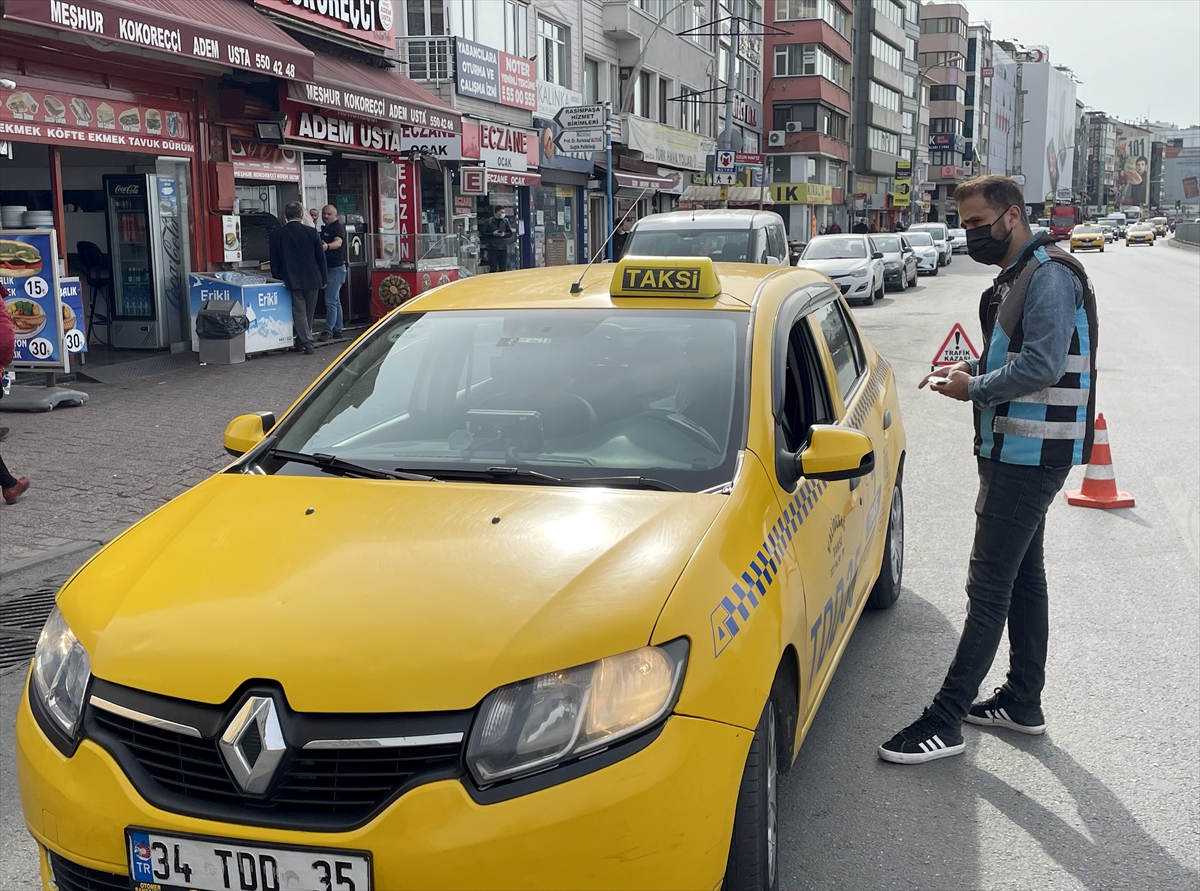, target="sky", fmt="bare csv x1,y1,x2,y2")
963,0,1200,128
